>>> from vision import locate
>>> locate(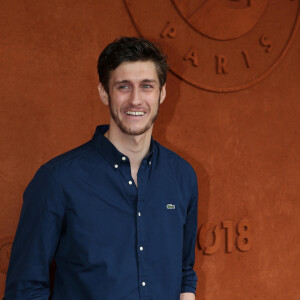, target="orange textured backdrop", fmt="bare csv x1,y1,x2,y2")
0,1,299,299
